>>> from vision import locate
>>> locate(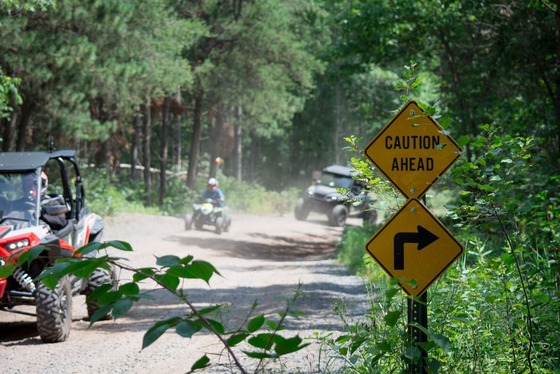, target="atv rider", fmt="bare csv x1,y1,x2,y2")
202,178,225,207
